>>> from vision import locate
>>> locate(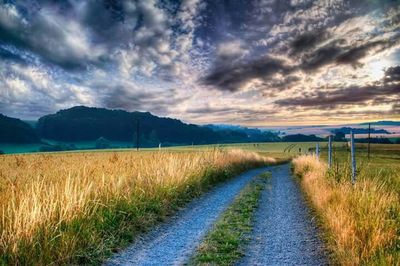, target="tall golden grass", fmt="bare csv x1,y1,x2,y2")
293,155,399,265
0,149,275,264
